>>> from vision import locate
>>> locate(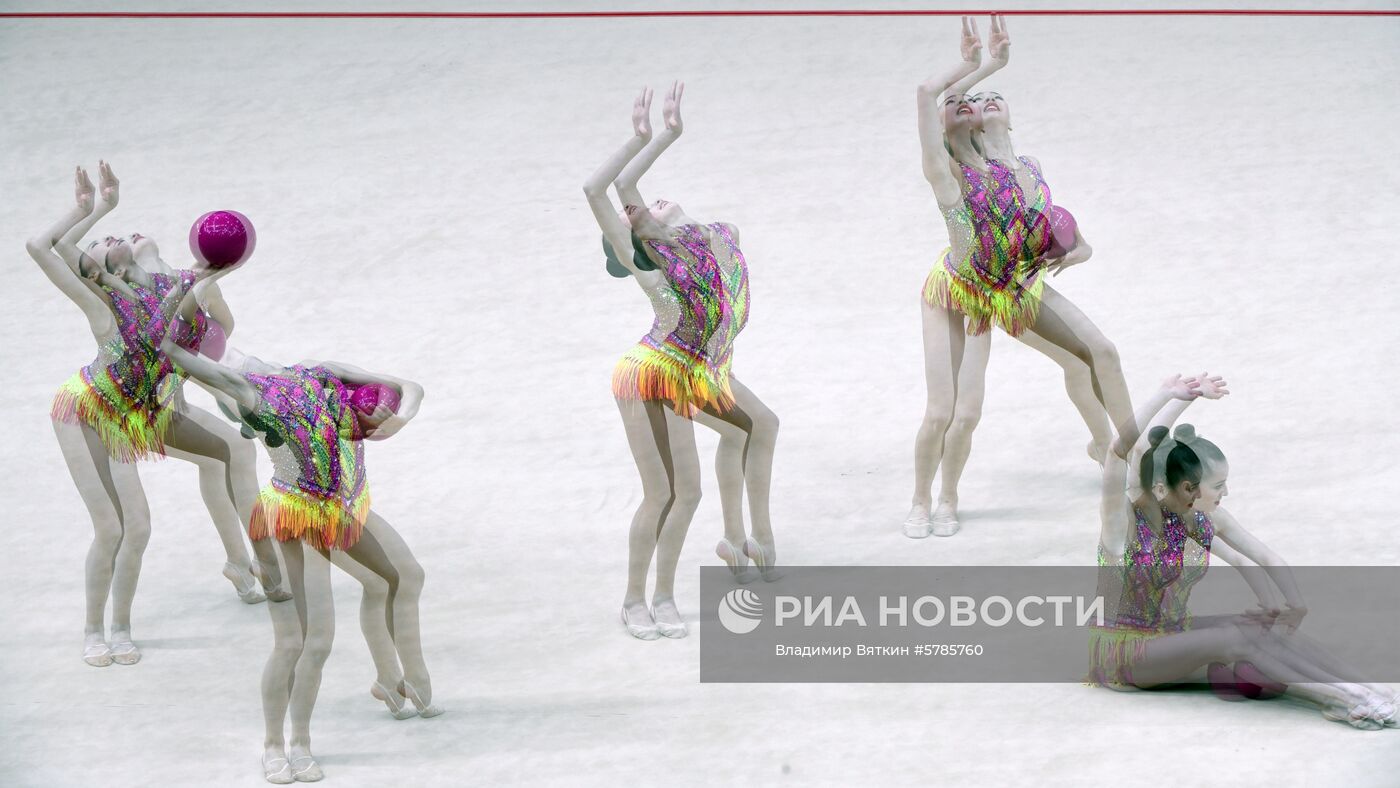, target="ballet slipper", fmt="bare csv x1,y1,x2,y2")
223,562,267,604
1366,699,1399,728
743,538,784,582
621,604,660,641
82,636,113,668
902,504,932,539
1322,701,1384,731
1232,661,1285,700
930,502,960,538
288,748,323,782
398,680,444,718
651,598,688,639
109,630,141,666
251,561,293,603
262,750,294,784
370,682,417,719
1206,662,1246,701
715,539,760,584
